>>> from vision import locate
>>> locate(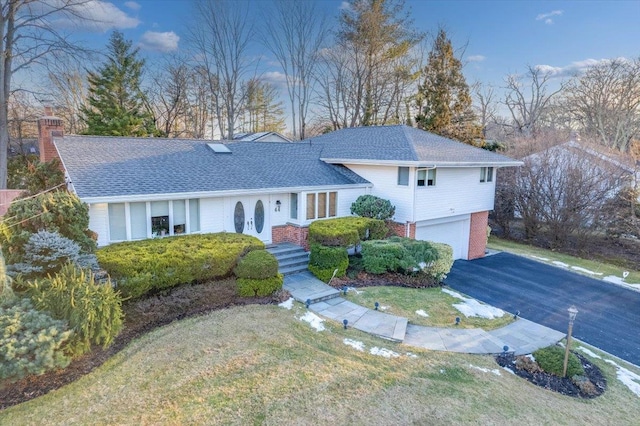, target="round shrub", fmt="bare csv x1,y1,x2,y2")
8,230,81,279
350,194,395,220
309,244,348,282
533,345,584,378
237,274,283,297
426,242,454,282
0,298,72,381
234,250,279,279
